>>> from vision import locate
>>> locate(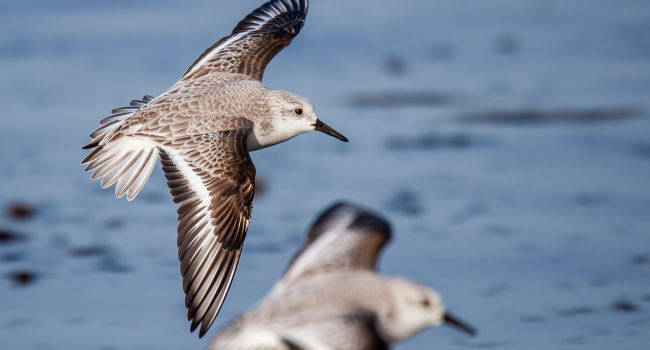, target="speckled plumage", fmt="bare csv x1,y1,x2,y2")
81,0,347,338
207,203,476,350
